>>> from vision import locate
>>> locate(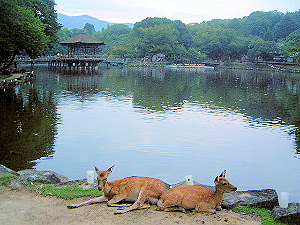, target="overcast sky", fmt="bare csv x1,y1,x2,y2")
55,0,300,24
